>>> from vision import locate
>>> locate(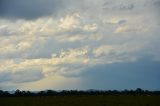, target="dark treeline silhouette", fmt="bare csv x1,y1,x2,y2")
0,88,160,97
